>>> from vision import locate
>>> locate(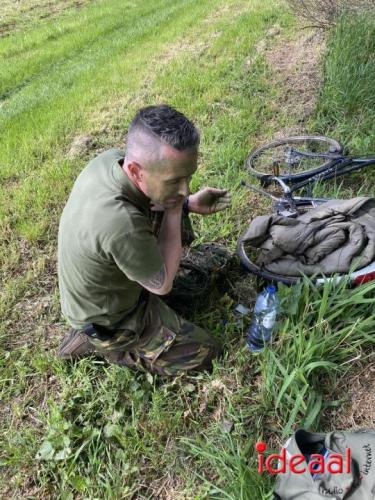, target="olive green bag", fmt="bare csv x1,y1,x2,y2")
274,429,375,499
